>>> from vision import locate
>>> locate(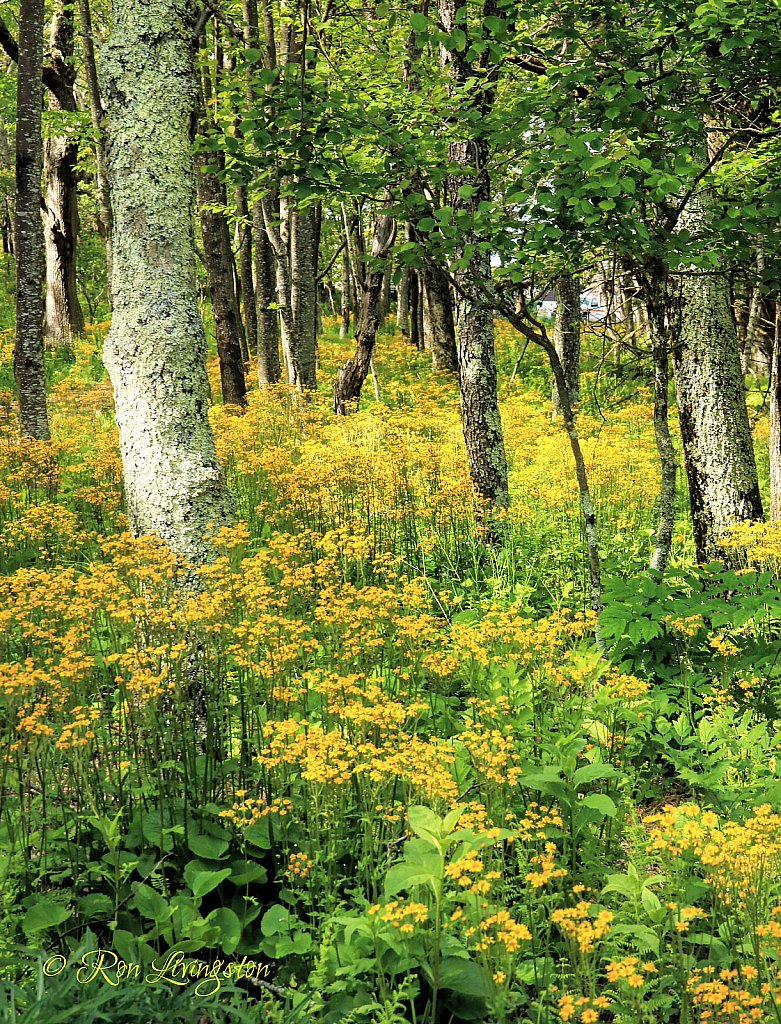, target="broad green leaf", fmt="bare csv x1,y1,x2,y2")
132,883,169,921
580,793,617,817
210,906,242,955
438,956,492,996
572,763,617,786
188,833,230,859
23,901,70,933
